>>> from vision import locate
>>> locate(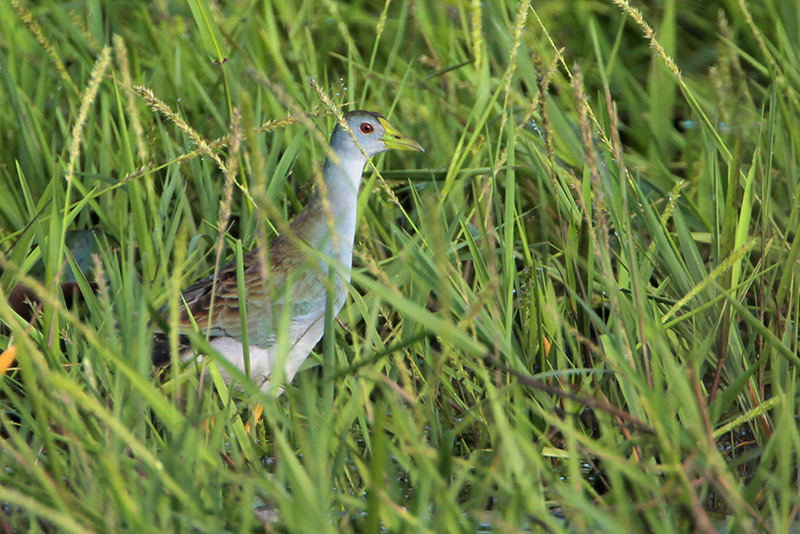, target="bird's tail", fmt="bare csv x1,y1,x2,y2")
151,332,193,367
